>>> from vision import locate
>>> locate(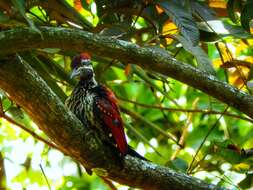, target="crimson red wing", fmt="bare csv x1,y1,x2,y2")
94,86,128,155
